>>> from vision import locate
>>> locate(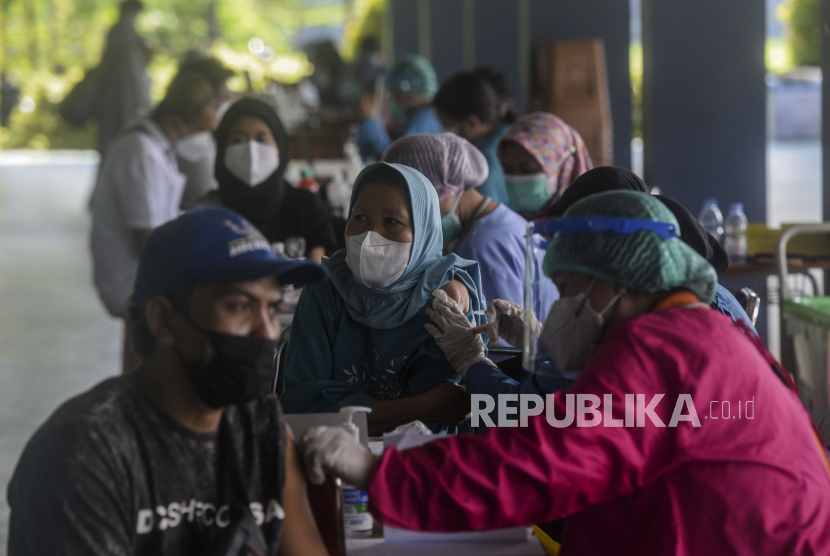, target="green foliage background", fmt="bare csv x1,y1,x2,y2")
0,0,383,149
779,0,821,67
